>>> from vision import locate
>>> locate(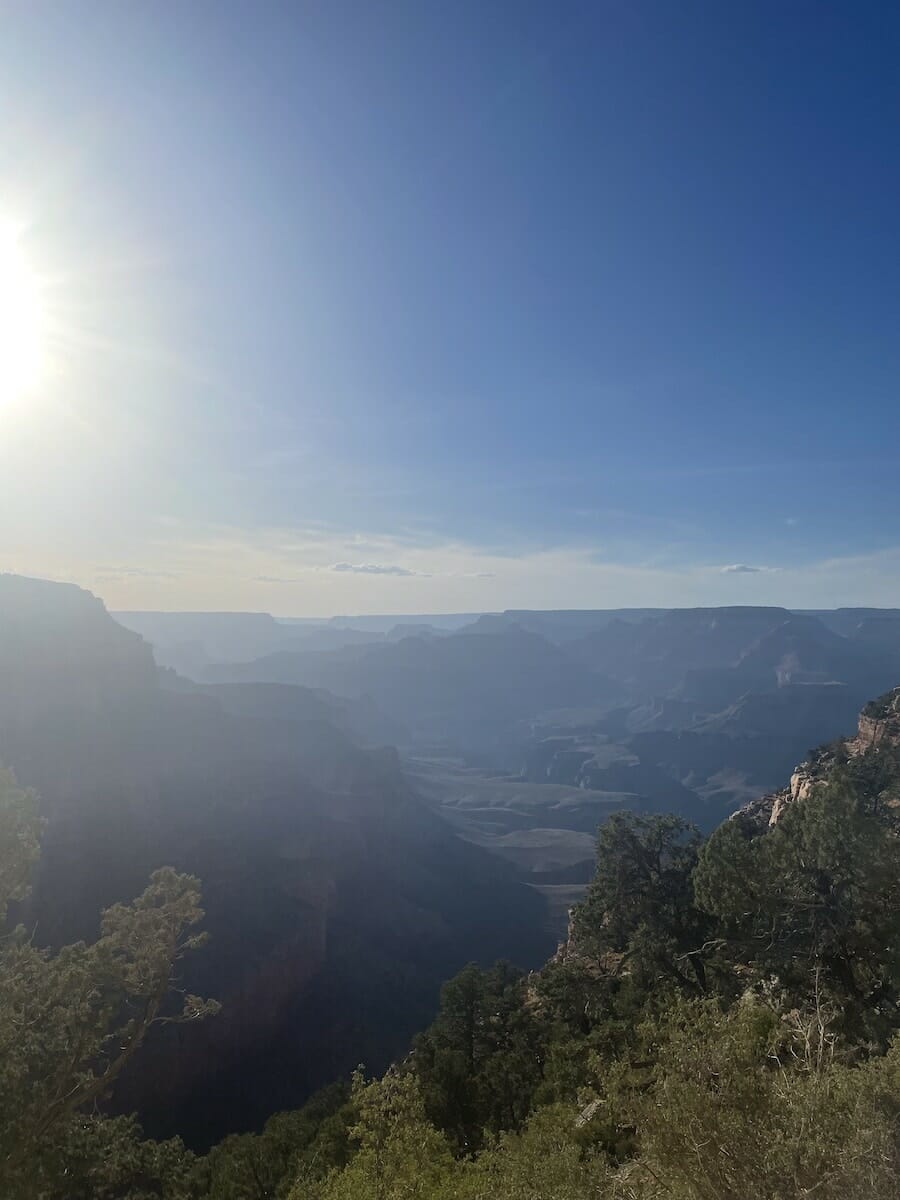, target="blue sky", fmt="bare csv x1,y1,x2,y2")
1,1,899,613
